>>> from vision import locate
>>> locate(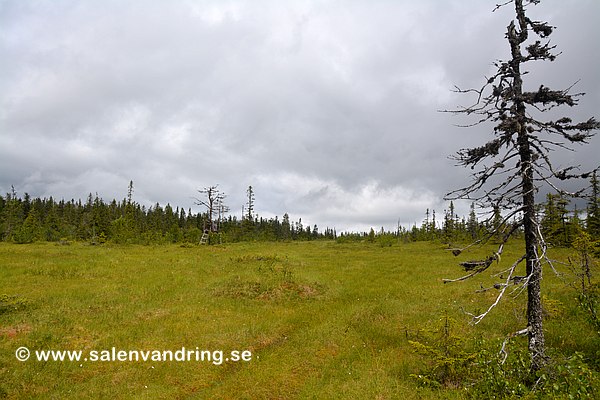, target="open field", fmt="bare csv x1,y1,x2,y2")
0,240,596,399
